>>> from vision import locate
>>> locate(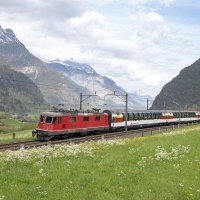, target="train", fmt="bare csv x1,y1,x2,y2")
32,108,200,141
